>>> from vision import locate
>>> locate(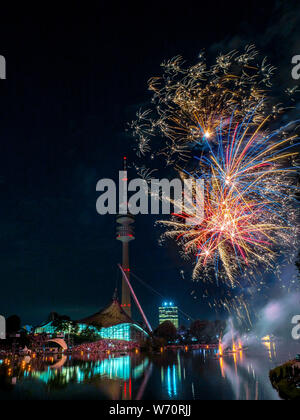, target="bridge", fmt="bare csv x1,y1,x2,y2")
166,344,218,350
47,338,68,351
